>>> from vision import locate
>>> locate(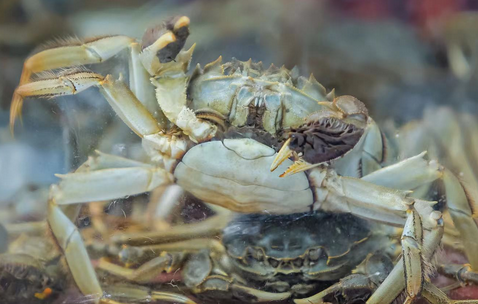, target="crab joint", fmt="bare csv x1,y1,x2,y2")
34,287,53,300
401,208,424,300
